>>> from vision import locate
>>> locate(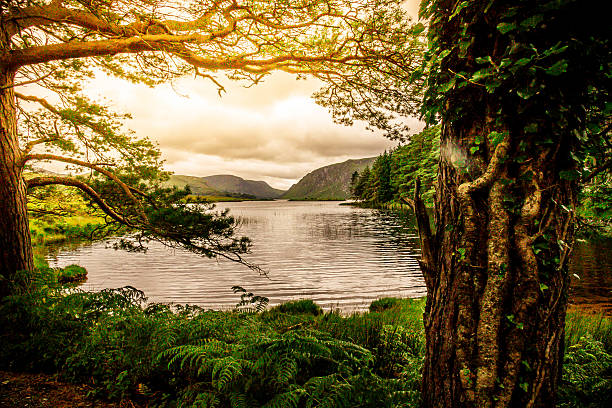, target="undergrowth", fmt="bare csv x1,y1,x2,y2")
0,271,609,407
